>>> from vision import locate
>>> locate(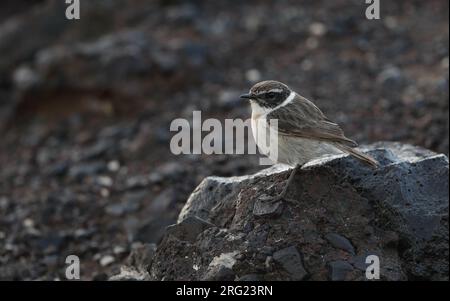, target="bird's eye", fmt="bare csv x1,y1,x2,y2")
267,92,276,99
